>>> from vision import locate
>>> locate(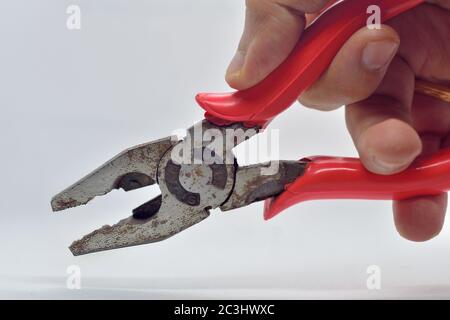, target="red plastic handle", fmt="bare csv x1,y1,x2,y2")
264,148,450,220
196,0,425,127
